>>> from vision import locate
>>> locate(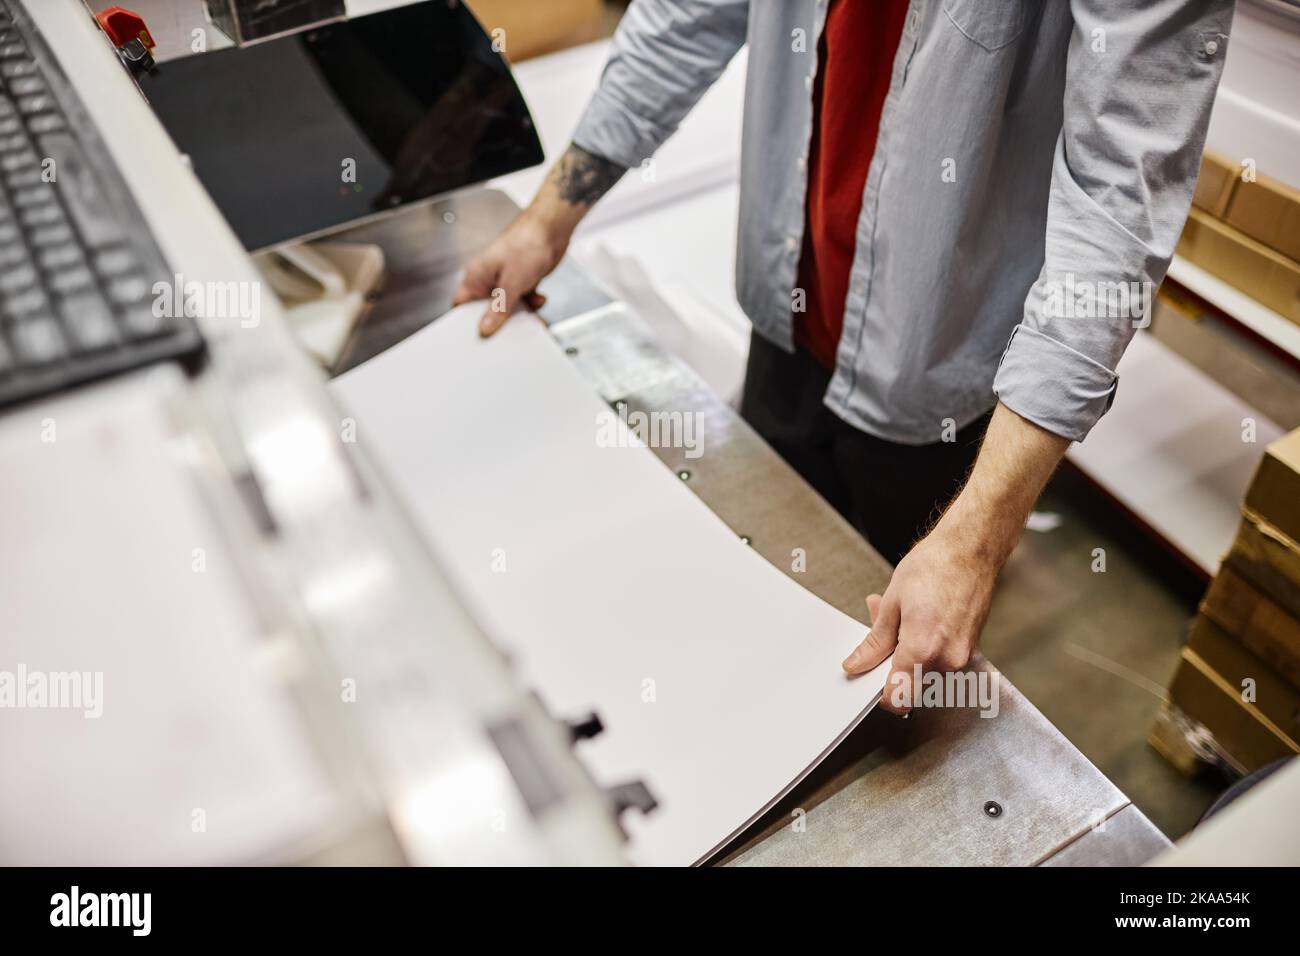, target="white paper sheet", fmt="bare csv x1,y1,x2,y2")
332,303,888,865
